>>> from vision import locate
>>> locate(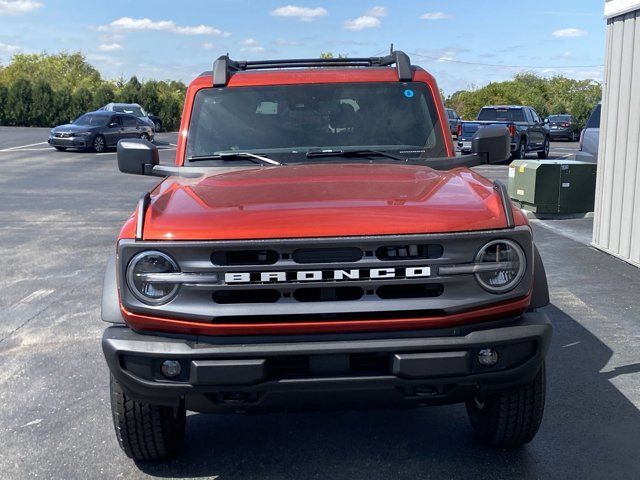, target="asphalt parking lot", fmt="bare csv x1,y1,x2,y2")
1,127,639,479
